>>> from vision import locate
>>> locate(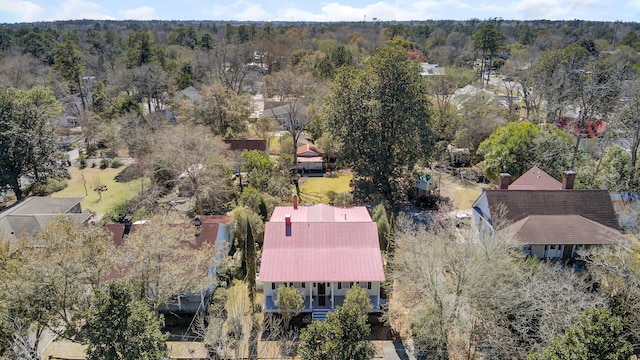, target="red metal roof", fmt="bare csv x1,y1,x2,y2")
259,221,384,282
296,143,323,156
557,119,607,139
270,204,372,222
